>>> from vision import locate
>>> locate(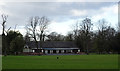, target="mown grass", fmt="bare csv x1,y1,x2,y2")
2,54,118,69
